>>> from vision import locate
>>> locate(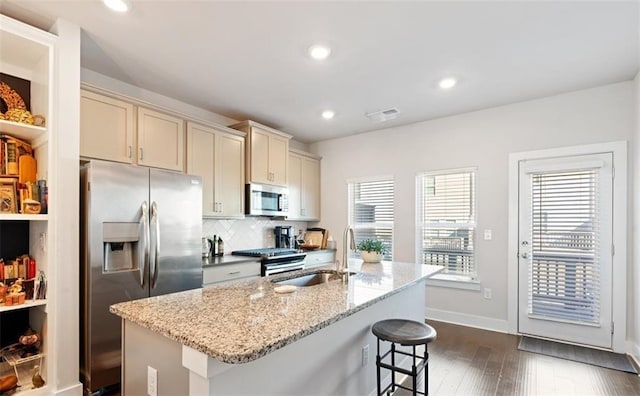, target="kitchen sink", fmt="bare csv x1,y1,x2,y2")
272,270,354,287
